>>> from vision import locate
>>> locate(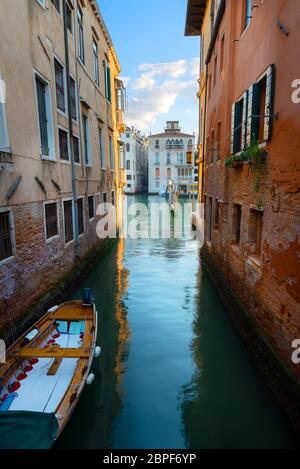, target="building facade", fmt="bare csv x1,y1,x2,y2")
148,121,196,195
122,127,148,194
0,0,126,337
185,0,300,423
